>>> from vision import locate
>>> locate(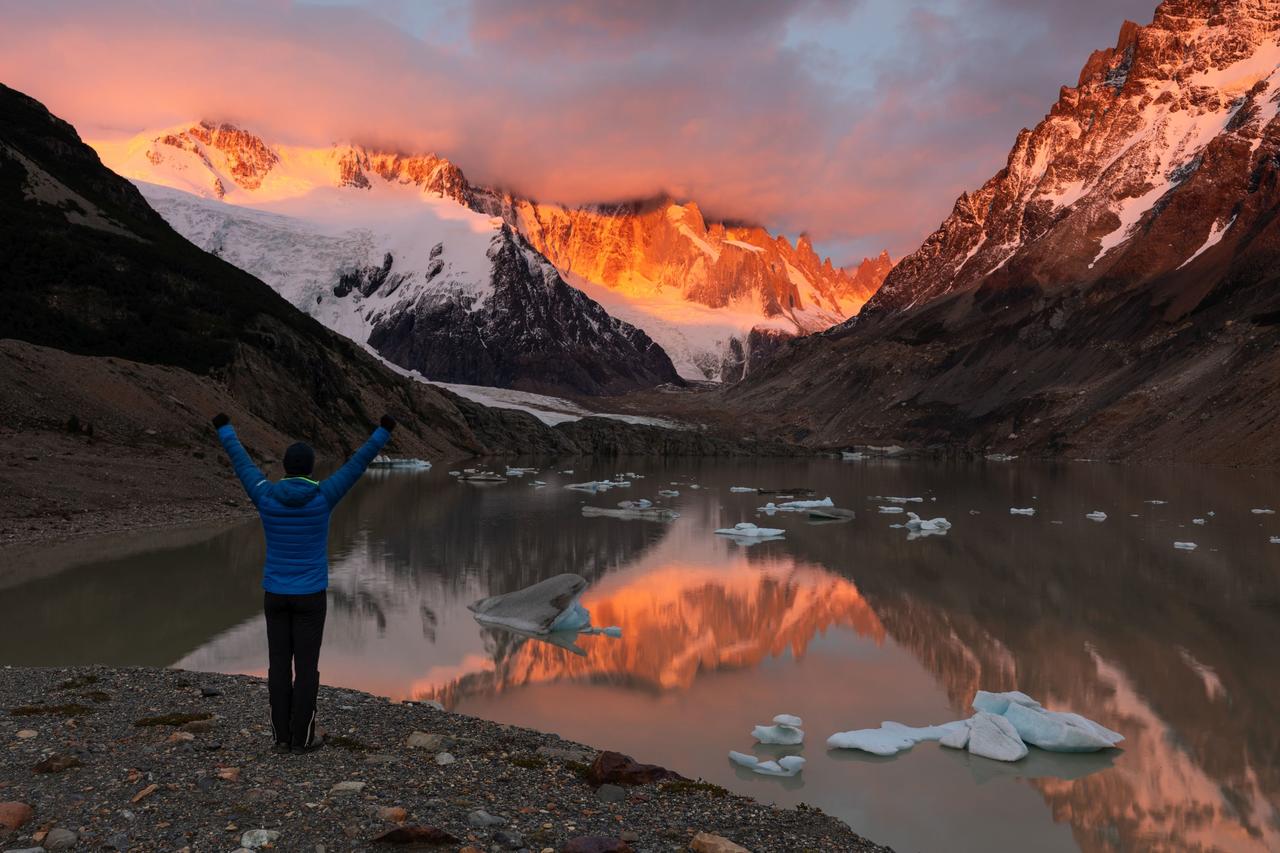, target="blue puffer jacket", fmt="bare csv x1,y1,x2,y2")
217,424,391,595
